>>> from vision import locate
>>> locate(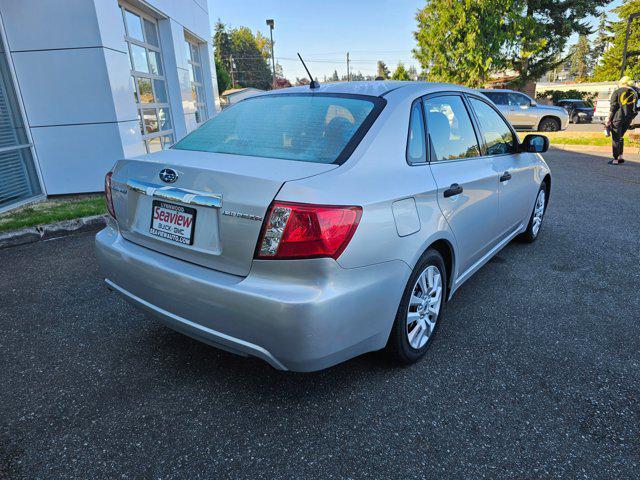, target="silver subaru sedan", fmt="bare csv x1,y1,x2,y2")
96,81,551,372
